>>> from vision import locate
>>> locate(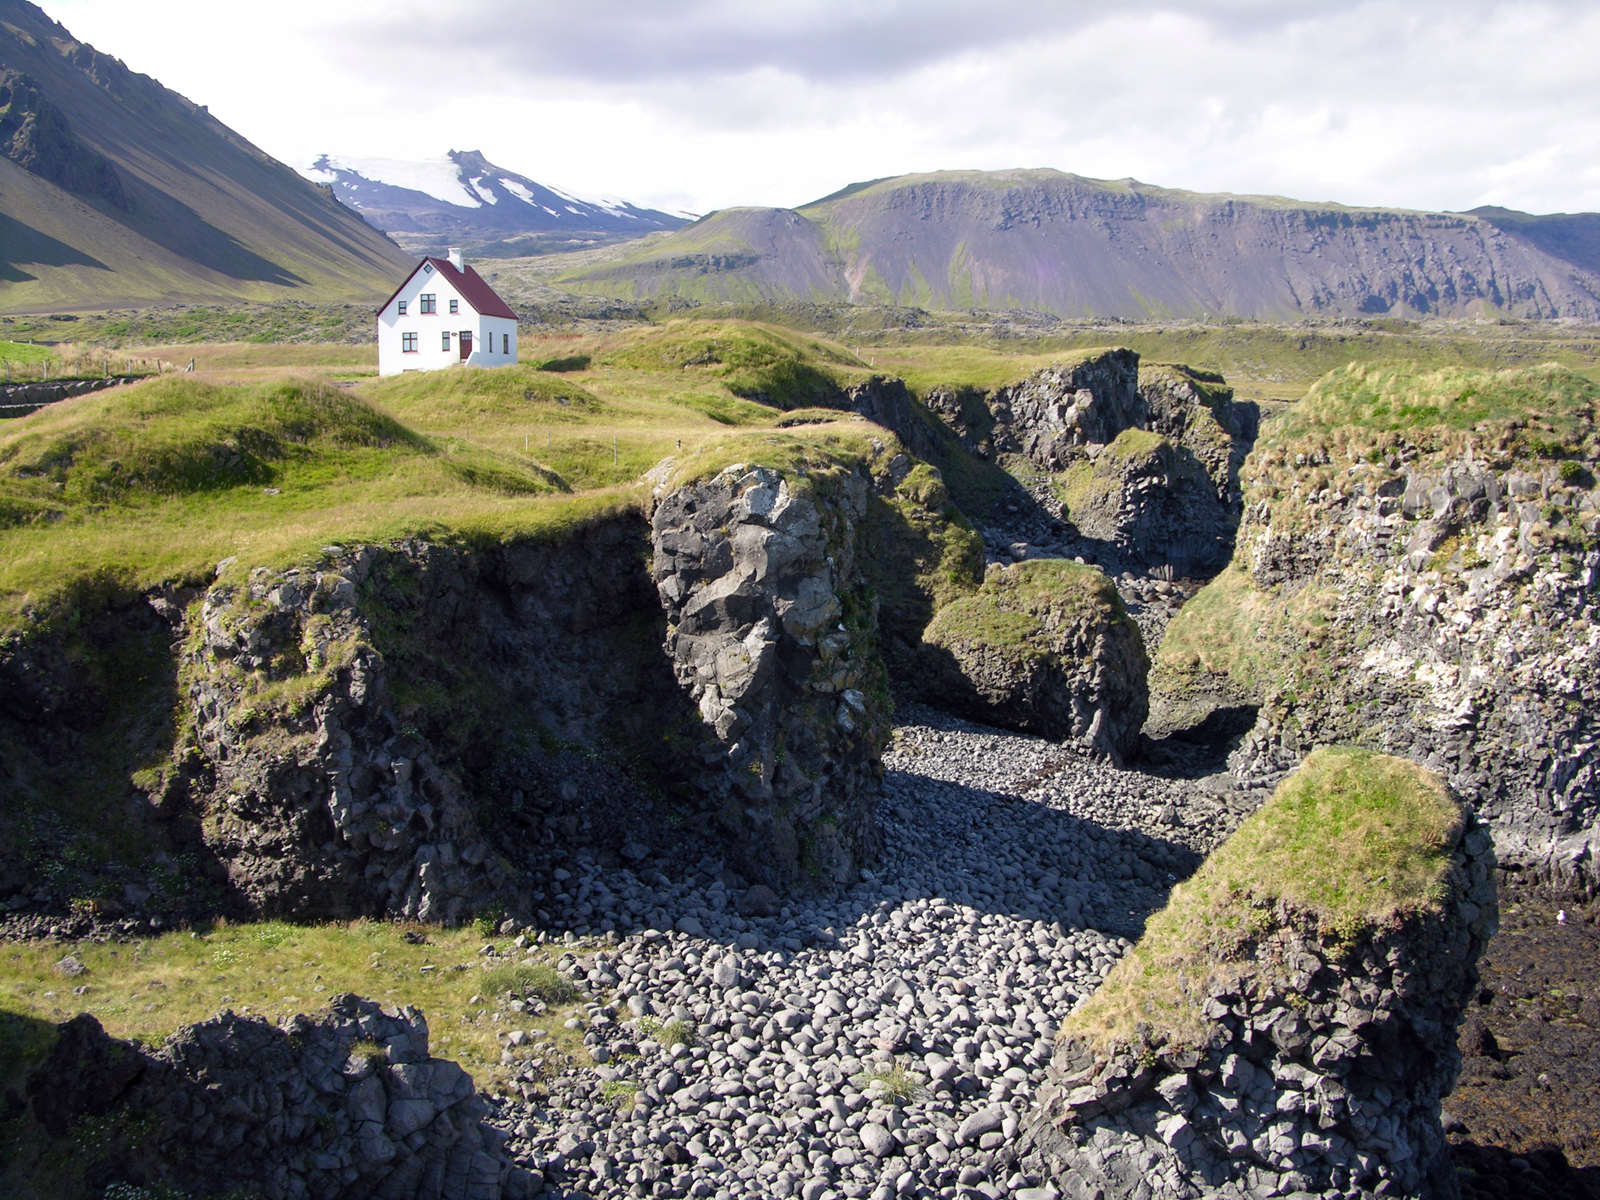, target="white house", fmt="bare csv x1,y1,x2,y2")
376,248,518,377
